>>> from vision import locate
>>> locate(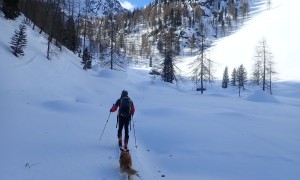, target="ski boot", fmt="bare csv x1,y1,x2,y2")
124,139,128,150
118,136,122,148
